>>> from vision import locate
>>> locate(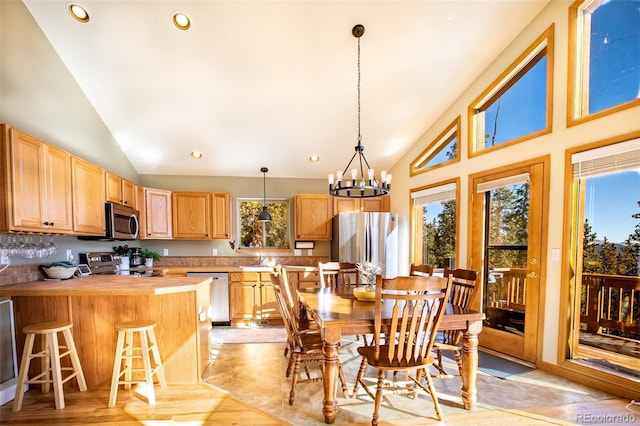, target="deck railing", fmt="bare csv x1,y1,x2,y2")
580,273,640,336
